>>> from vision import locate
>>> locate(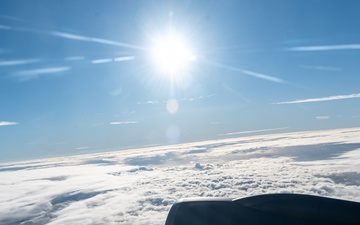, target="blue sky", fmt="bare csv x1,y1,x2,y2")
1,0,360,162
